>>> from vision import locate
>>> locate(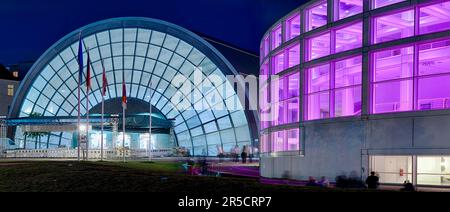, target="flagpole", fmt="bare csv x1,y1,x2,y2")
100,59,107,162
123,104,126,163
101,92,104,161
85,48,91,161
77,32,82,162
122,80,126,163
149,83,152,162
